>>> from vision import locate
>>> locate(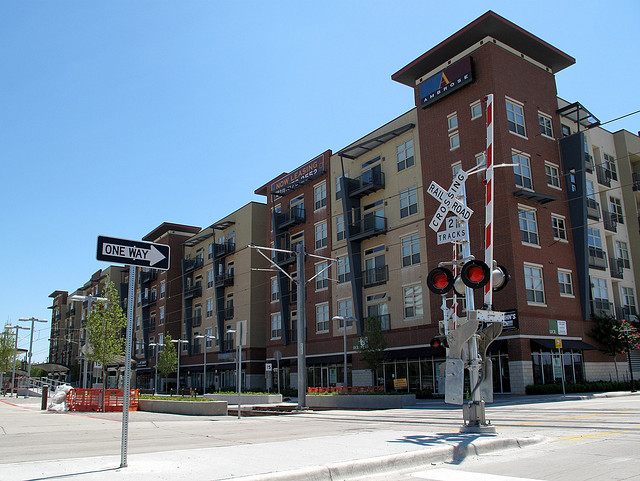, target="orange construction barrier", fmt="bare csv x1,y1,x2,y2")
67,388,139,412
